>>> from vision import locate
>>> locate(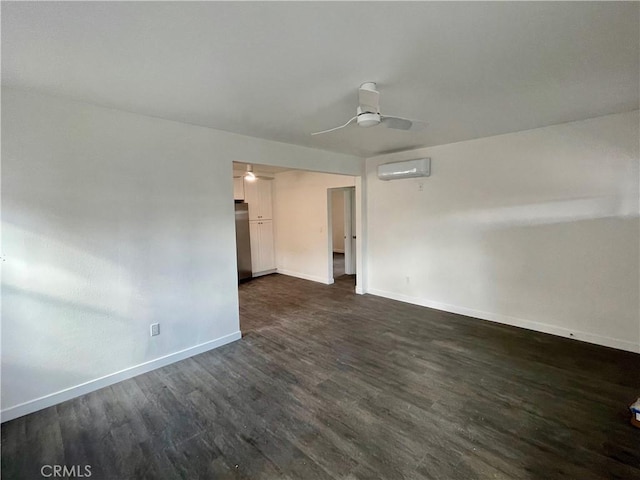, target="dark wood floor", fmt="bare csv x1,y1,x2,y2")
2,274,639,479
333,252,345,278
